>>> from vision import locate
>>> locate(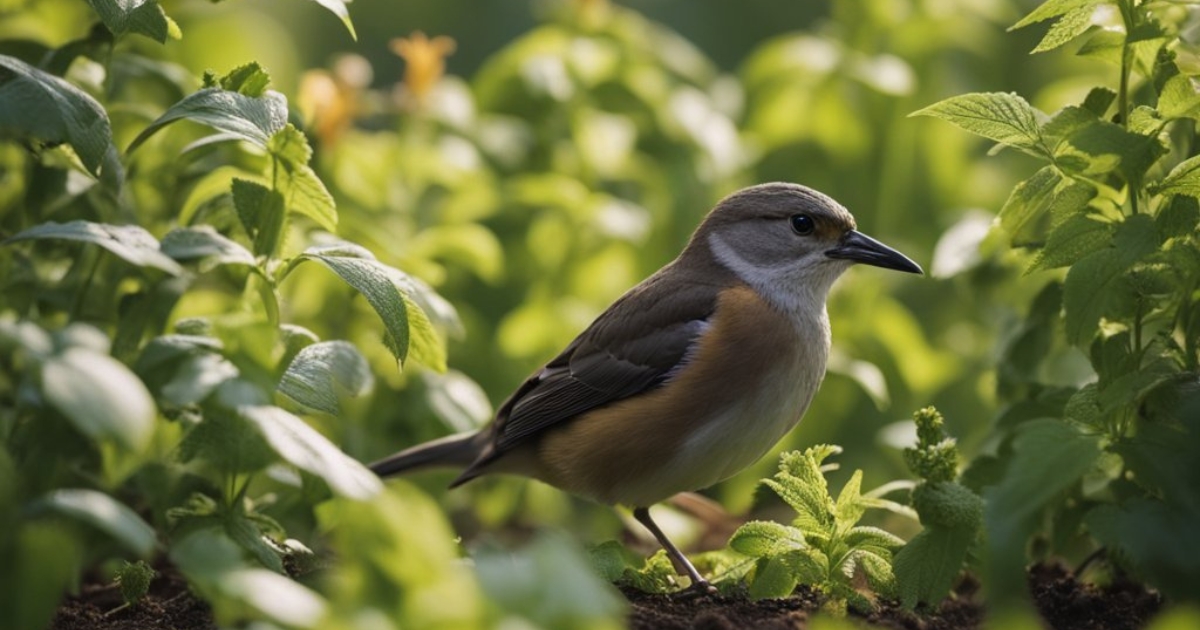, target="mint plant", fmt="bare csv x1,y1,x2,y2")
727,445,904,614
892,407,983,610
914,0,1200,605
